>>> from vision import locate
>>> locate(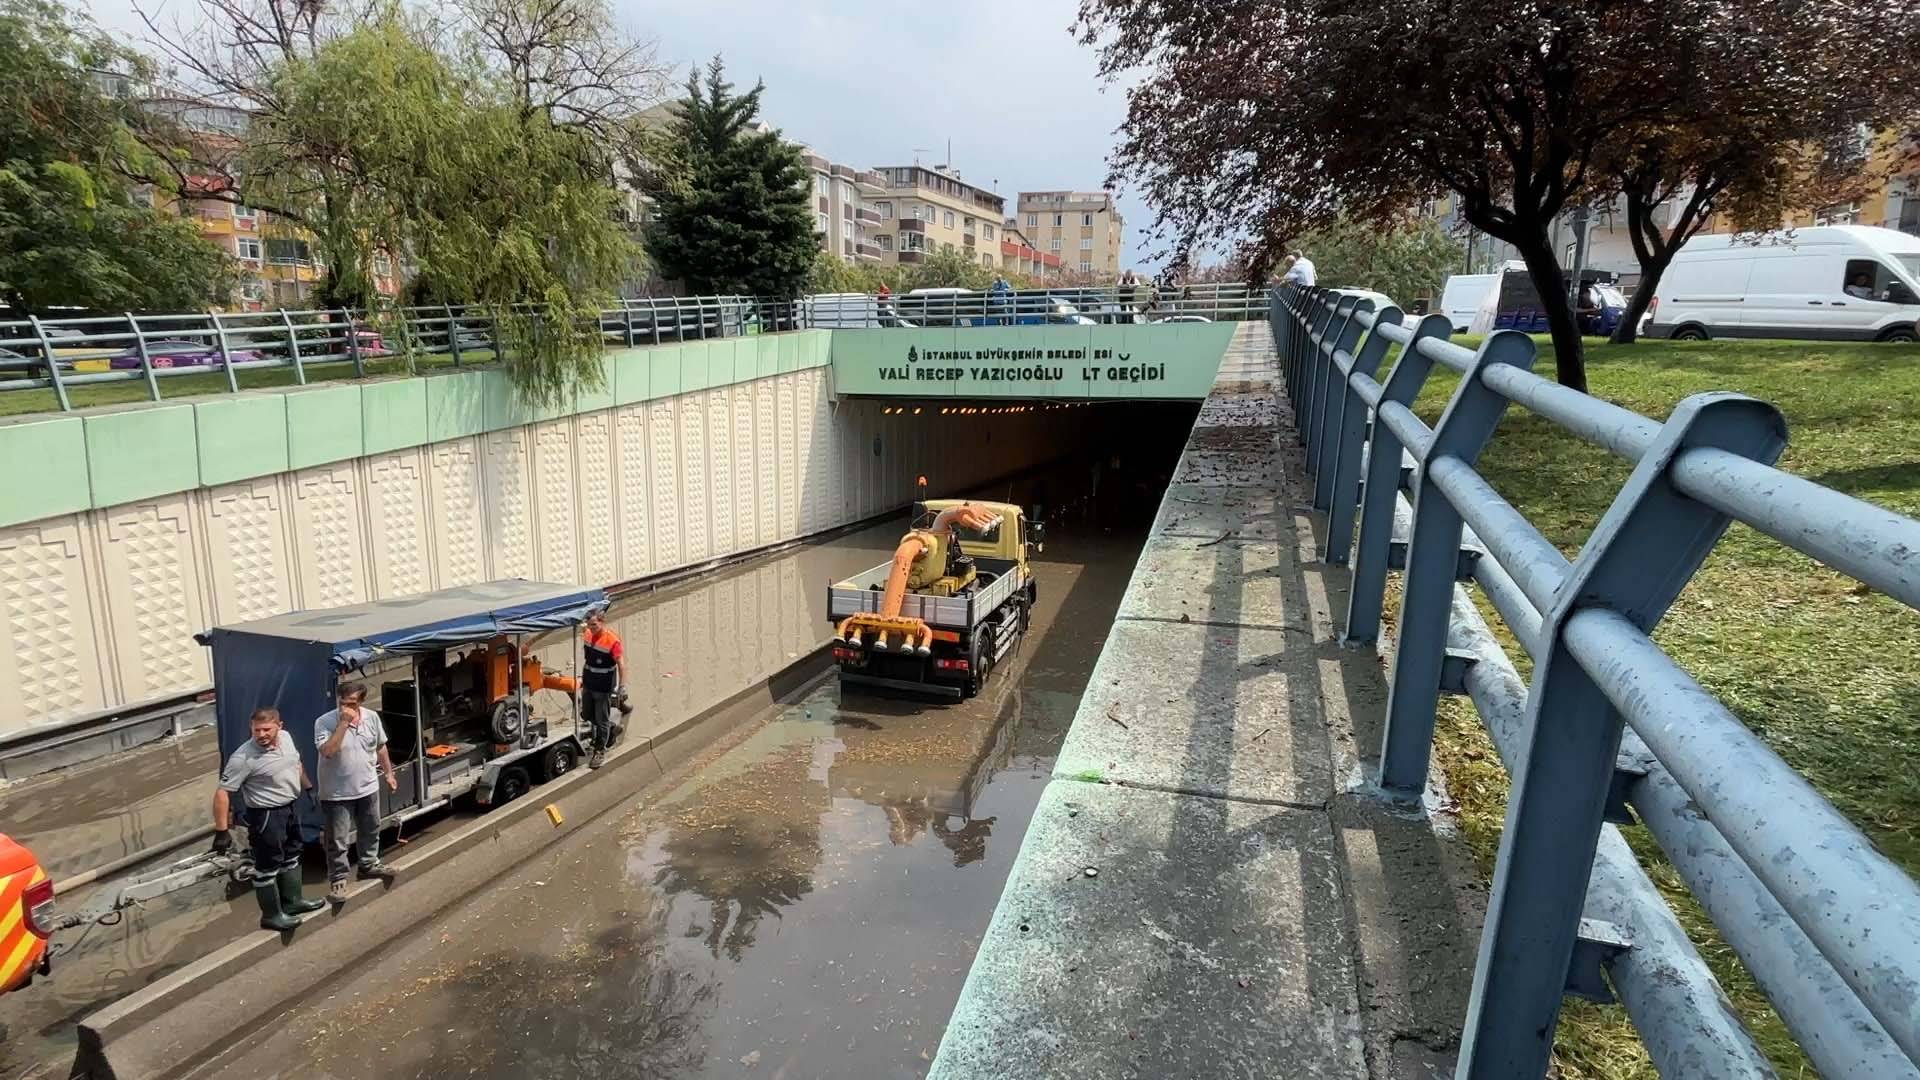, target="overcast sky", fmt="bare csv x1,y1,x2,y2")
83,0,1164,270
